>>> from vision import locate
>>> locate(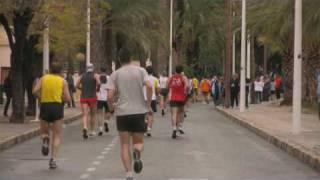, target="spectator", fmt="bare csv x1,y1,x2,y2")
270,76,276,101
3,75,12,117
263,75,271,102
230,74,239,108
254,77,264,103
275,73,282,99
316,69,320,120
245,78,251,108
211,76,220,106
65,72,76,108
